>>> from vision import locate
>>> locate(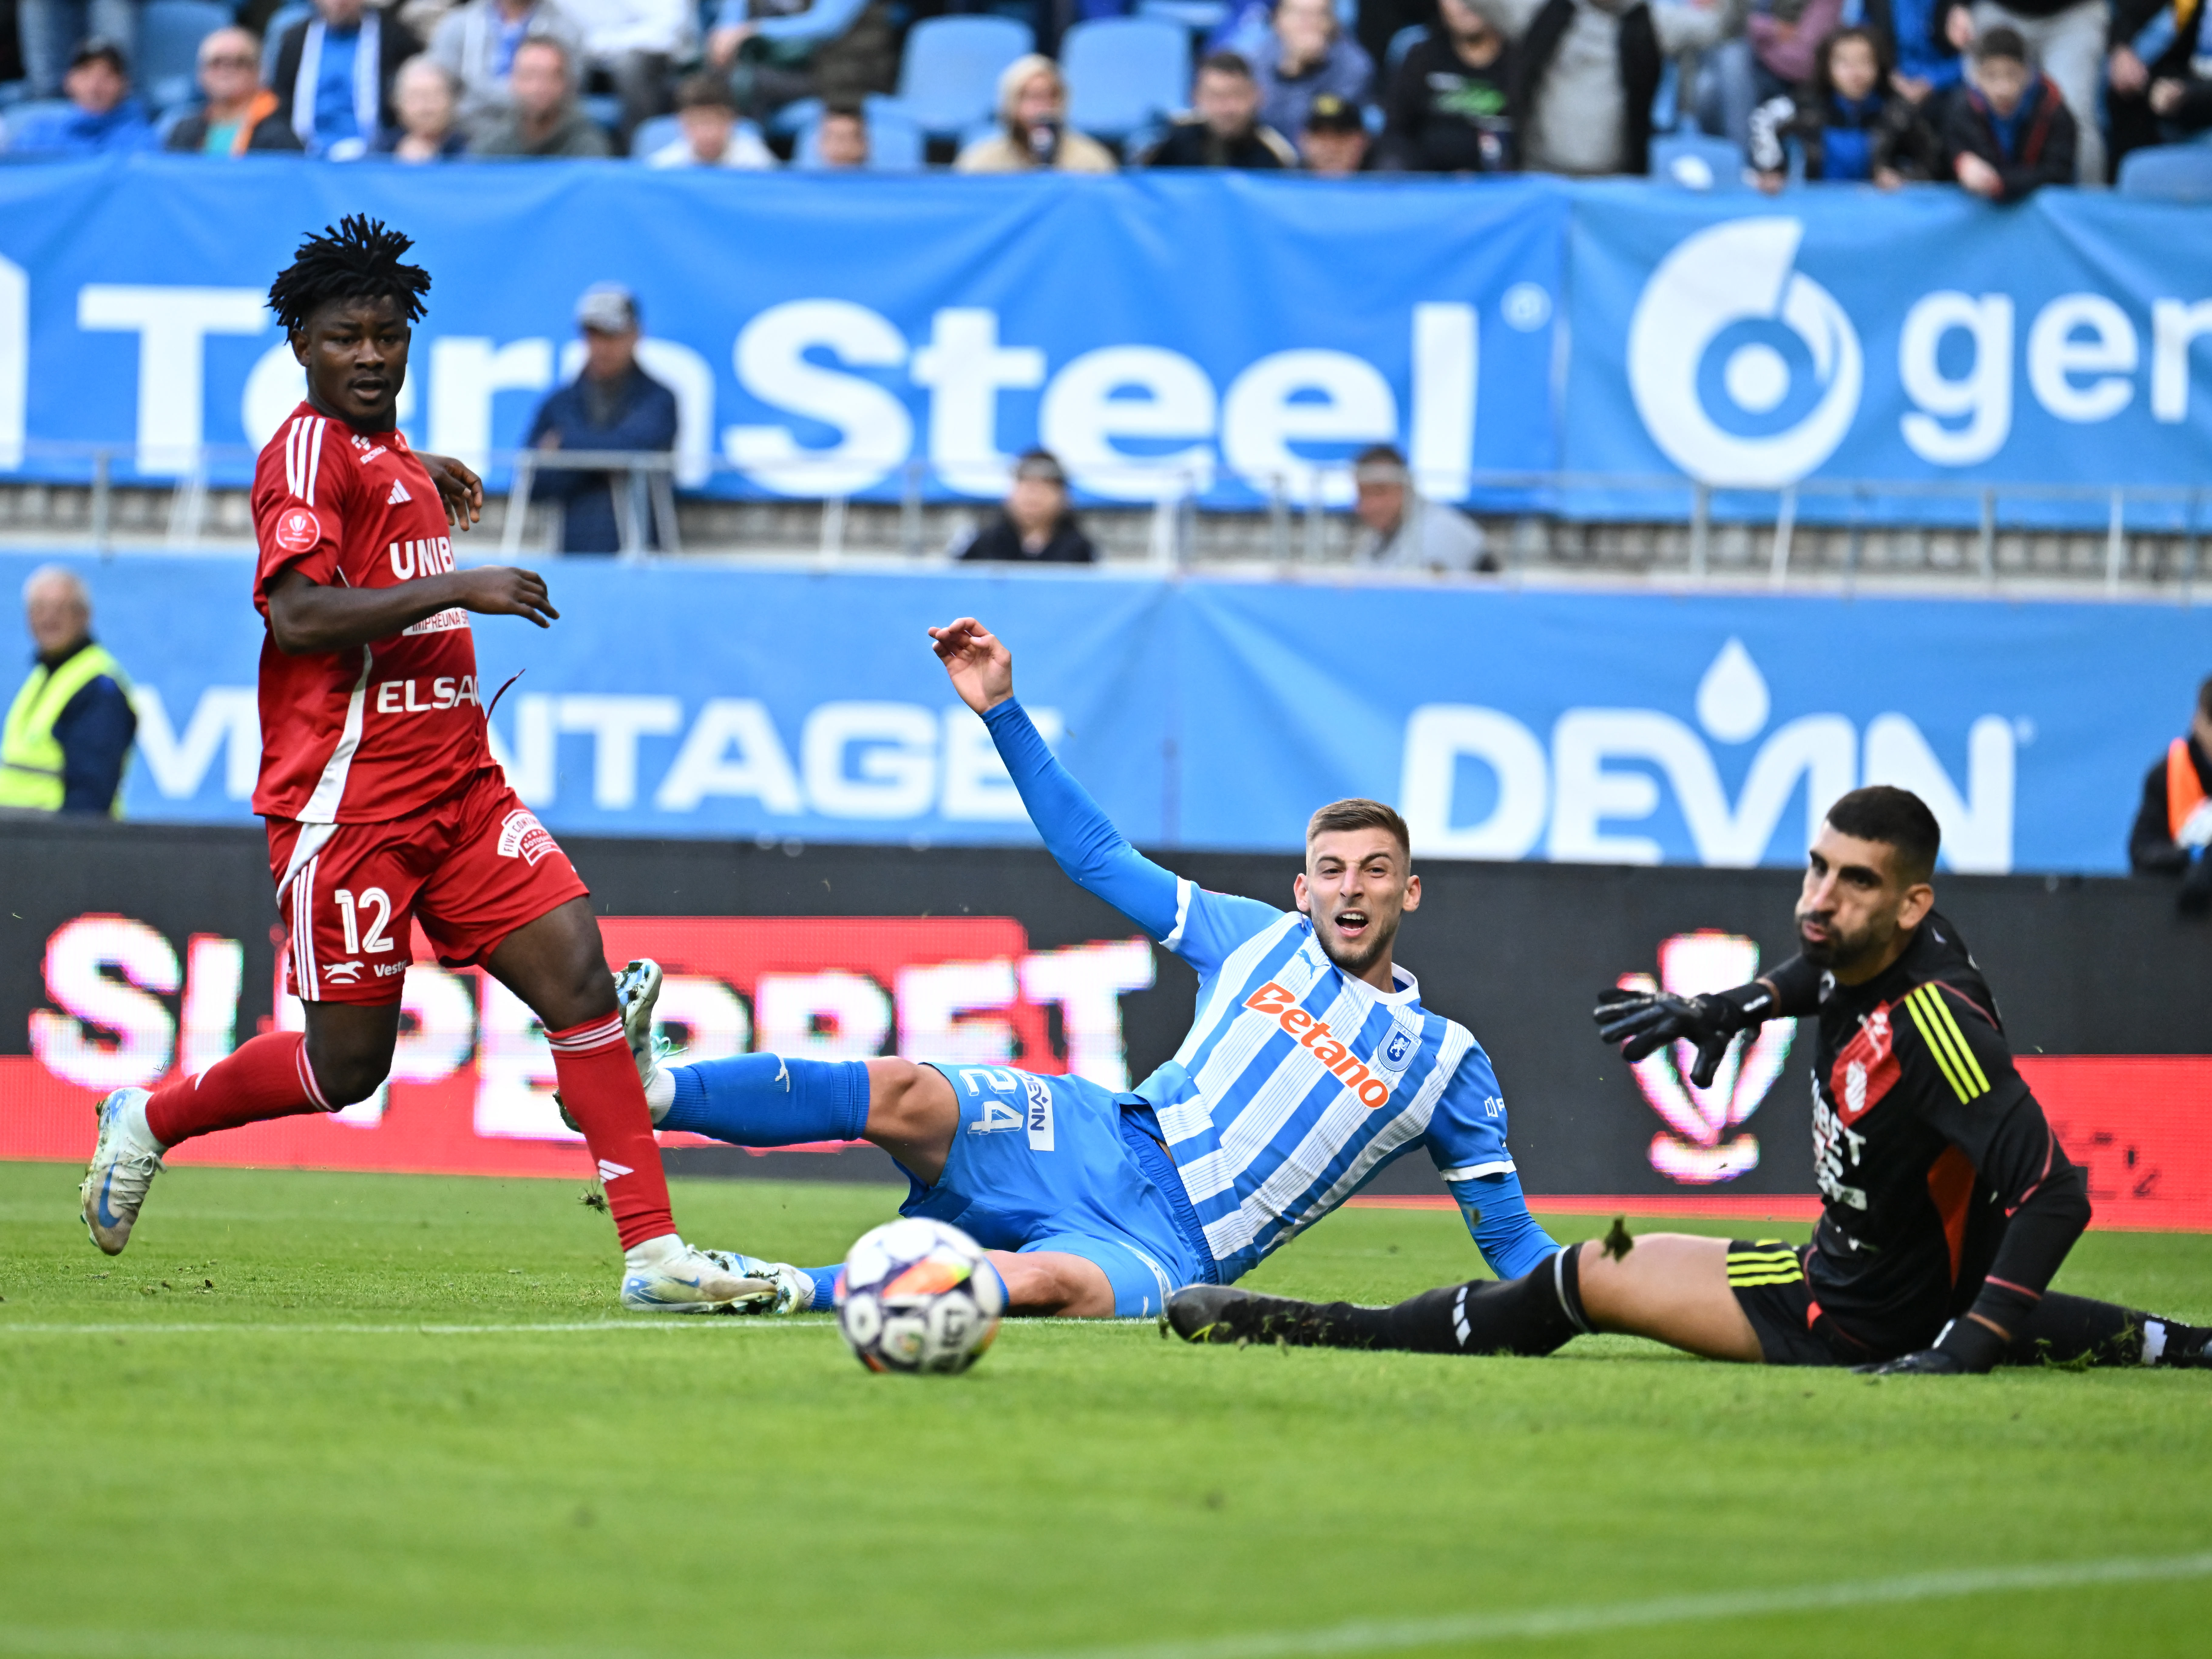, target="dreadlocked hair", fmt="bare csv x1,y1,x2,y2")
267,215,432,337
